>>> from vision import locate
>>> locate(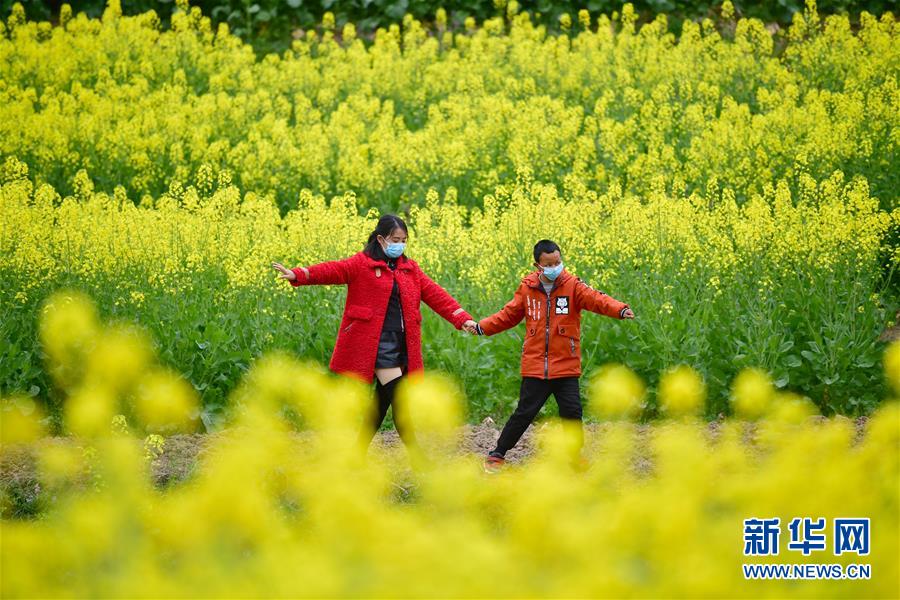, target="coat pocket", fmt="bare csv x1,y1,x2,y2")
557,323,580,356
345,304,373,321
343,304,373,332
557,323,580,338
